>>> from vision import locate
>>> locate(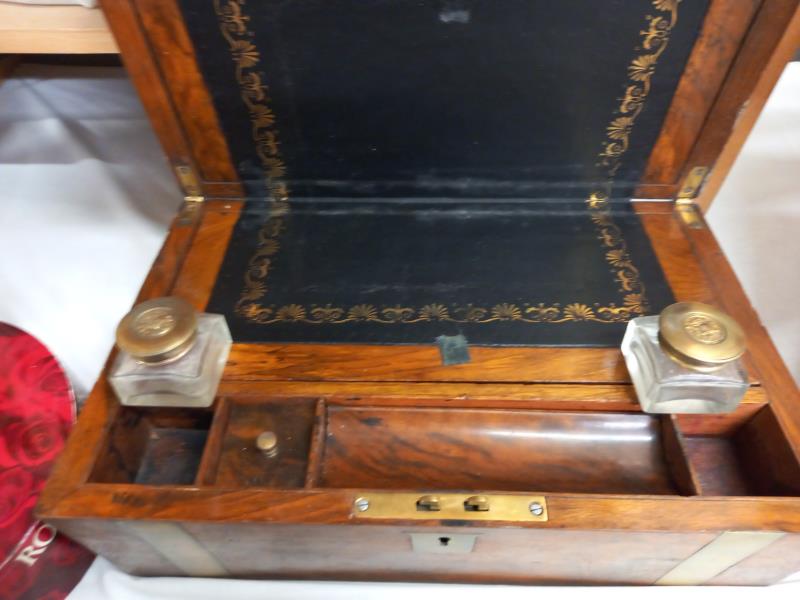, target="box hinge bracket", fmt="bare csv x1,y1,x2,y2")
675,200,706,230
677,166,709,200
173,164,204,202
